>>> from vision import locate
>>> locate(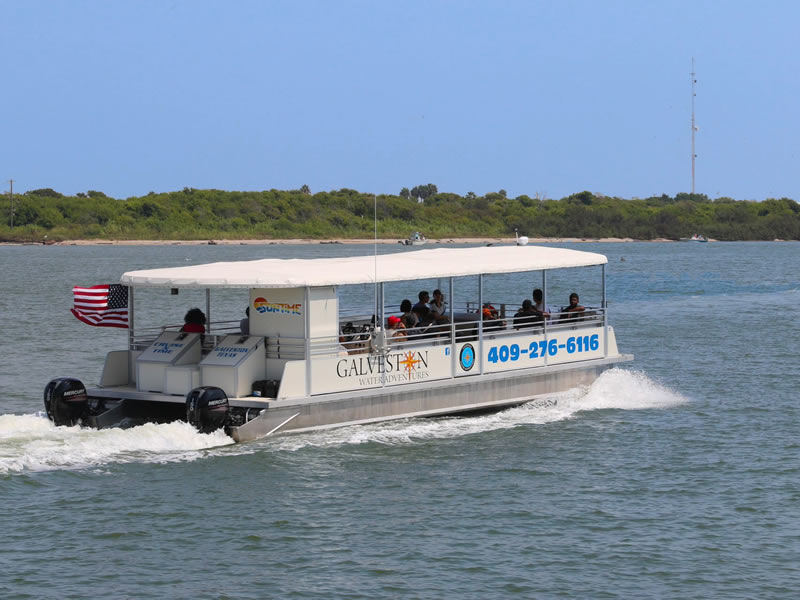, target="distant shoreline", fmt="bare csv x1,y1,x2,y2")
2,236,682,247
